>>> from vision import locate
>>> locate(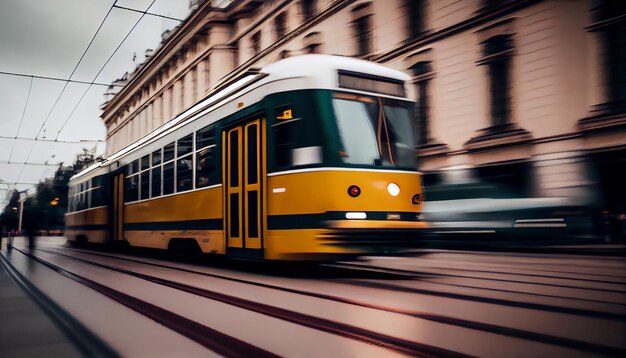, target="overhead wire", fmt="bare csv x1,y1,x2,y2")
14,0,119,184
0,70,120,87
112,4,184,22
10,0,169,189
0,160,62,167
0,135,102,143
54,0,158,140
8,76,34,163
